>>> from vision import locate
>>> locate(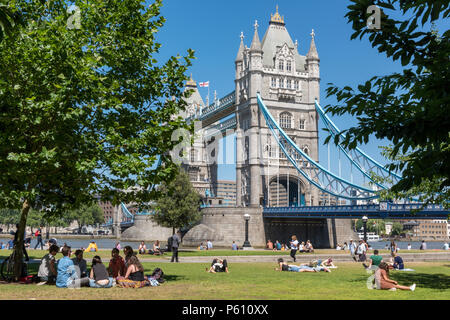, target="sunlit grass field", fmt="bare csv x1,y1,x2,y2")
0,262,448,300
